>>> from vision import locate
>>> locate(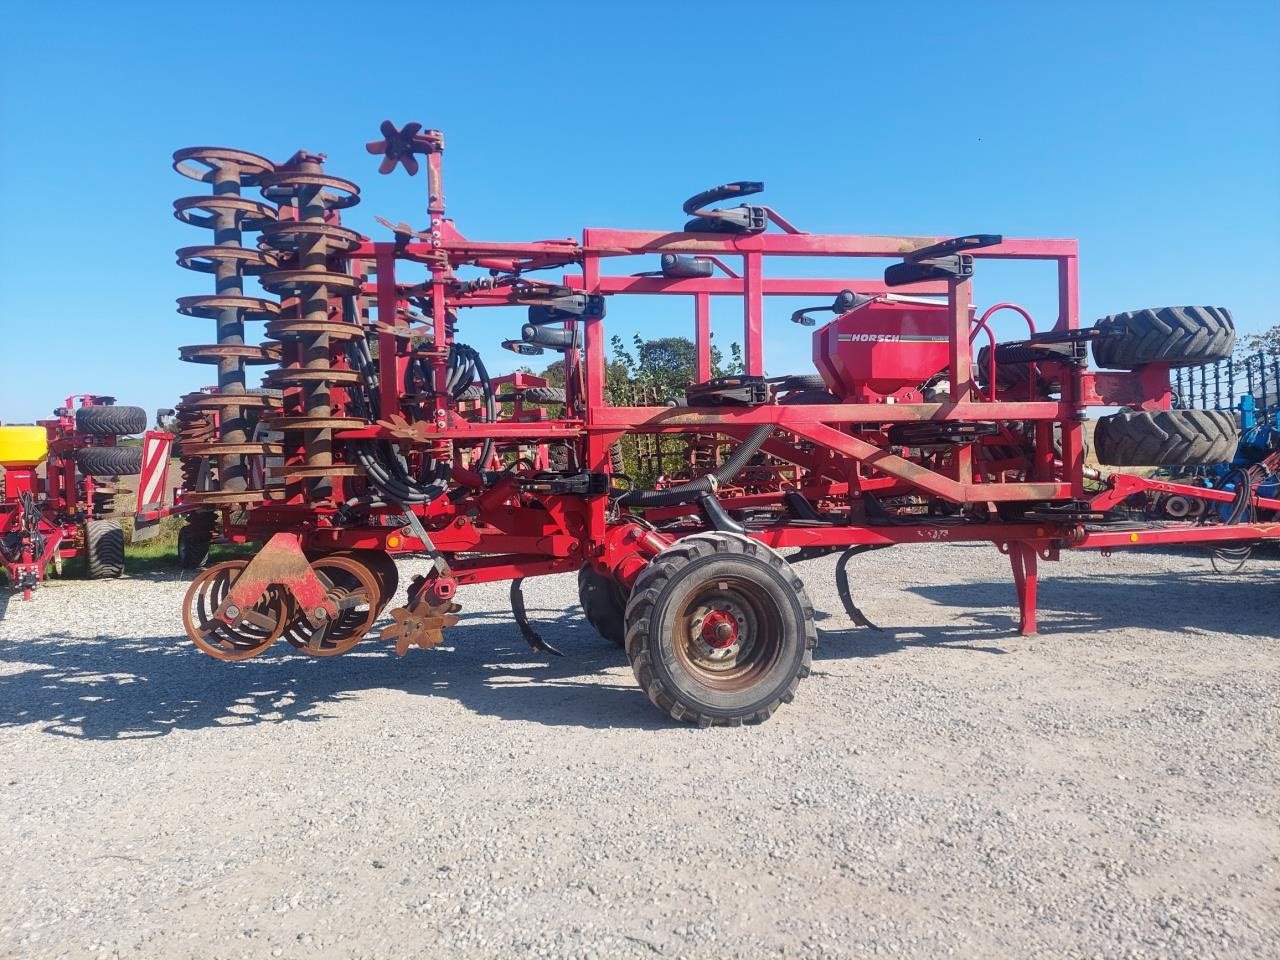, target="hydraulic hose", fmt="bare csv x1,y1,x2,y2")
1207,466,1253,572
618,423,774,507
